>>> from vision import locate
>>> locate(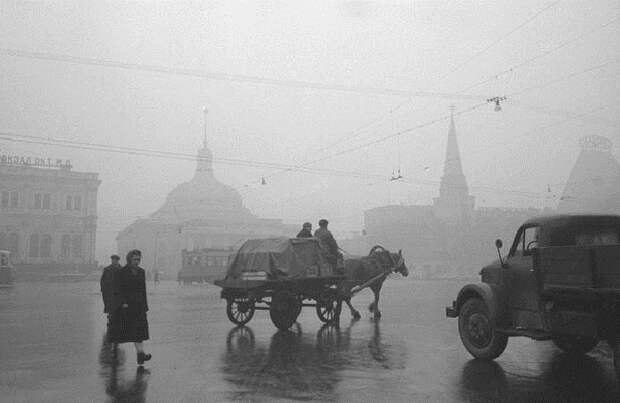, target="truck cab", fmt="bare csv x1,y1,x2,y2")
447,214,620,376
